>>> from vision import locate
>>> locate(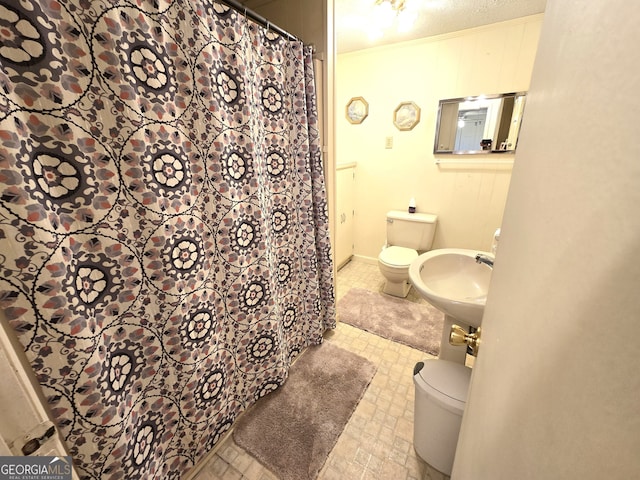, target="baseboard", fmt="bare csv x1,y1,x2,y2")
352,254,378,265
